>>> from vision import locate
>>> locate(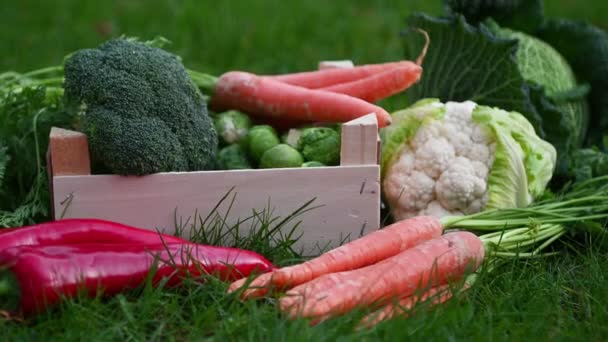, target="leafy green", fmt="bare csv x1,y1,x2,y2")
473,104,556,206
485,21,590,153
401,13,587,178
536,18,608,149
0,143,8,189
444,0,544,33
570,148,608,182
0,85,76,227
